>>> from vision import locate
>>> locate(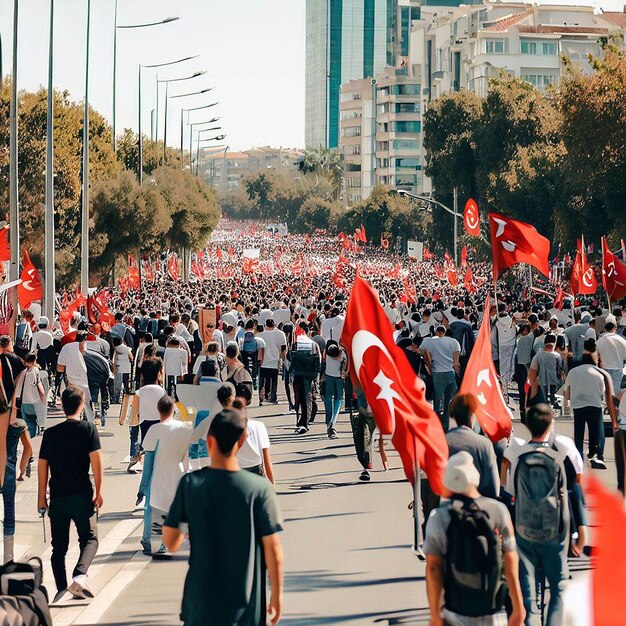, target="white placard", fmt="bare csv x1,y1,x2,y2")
242,248,260,259
407,240,423,260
